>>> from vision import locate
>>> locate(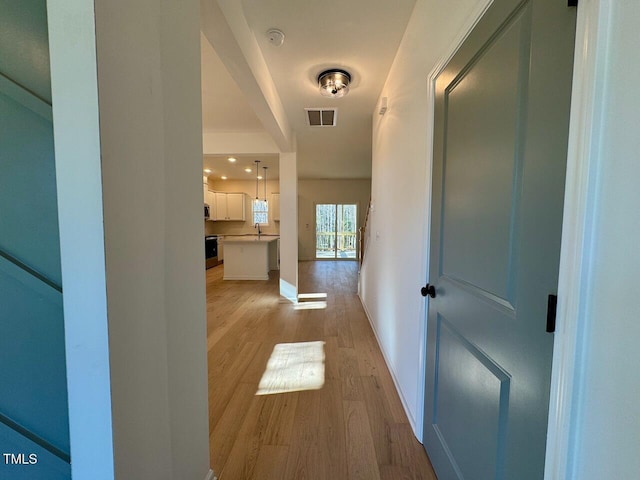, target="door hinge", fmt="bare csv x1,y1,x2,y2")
546,294,558,333
568,0,578,7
